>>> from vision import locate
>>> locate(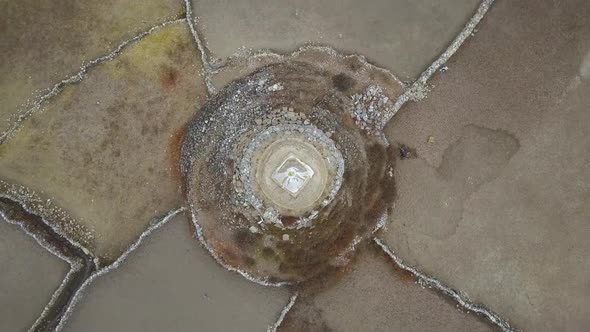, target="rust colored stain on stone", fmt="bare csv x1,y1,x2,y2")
160,65,180,90
371,242,415,283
